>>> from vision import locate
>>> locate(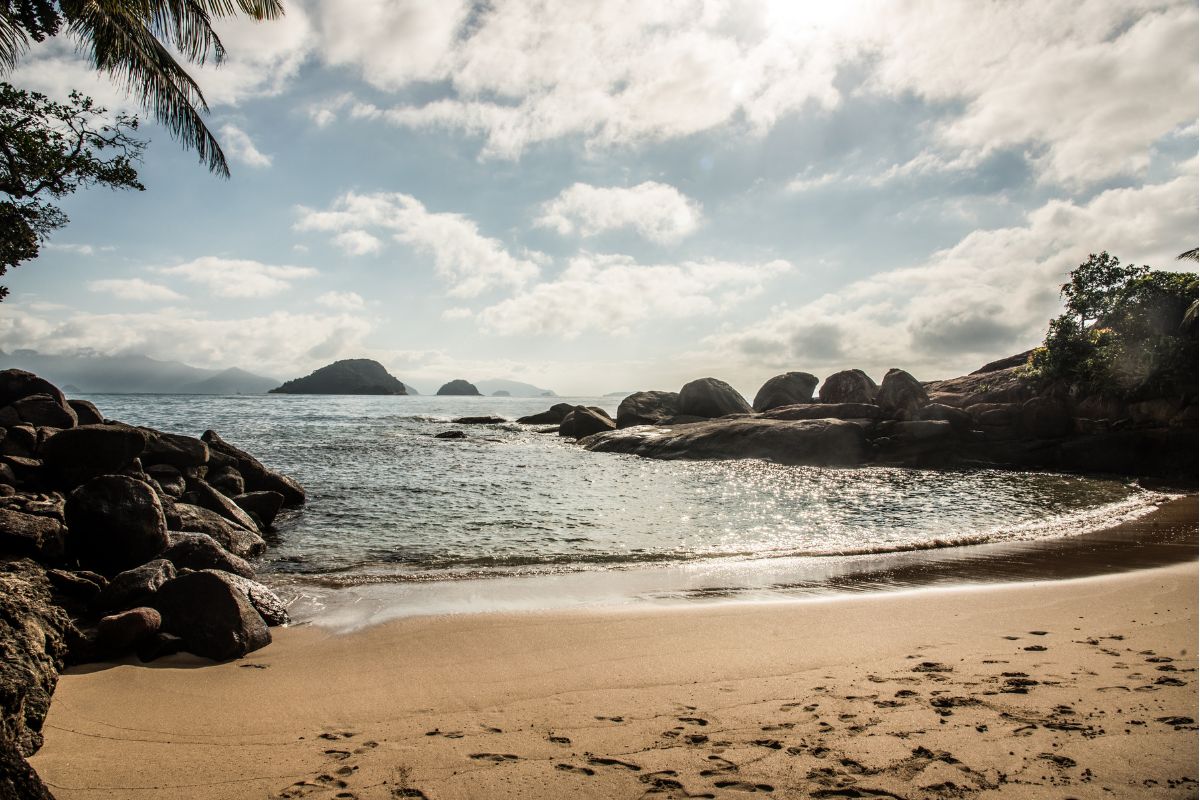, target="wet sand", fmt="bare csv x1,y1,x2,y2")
31,500,1198,799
